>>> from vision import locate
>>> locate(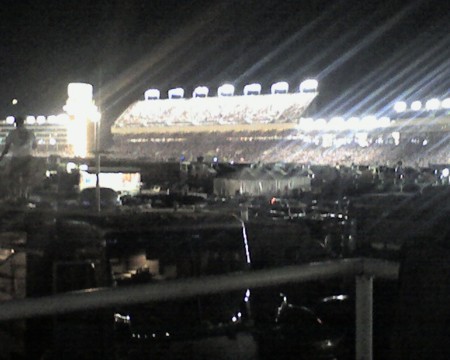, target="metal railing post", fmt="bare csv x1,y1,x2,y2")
356,274,373,360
